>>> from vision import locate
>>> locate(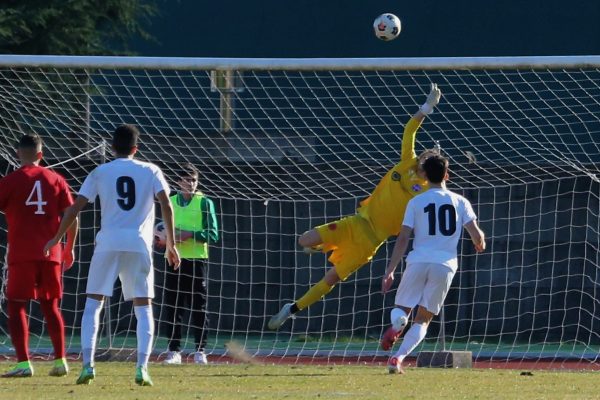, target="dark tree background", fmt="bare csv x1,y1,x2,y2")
0,0,156,55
